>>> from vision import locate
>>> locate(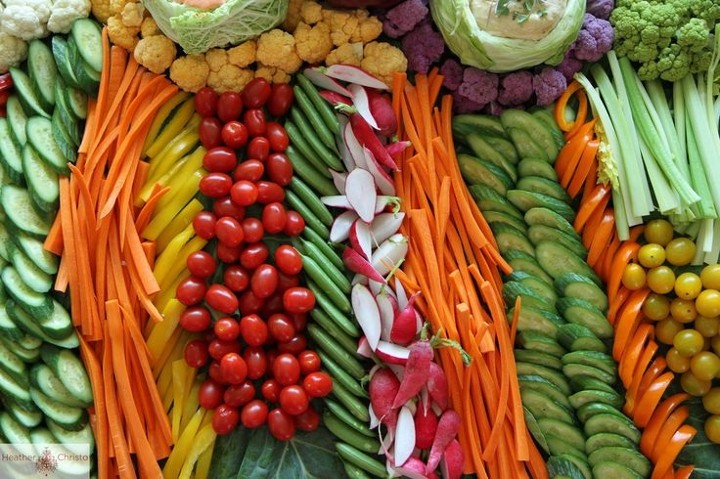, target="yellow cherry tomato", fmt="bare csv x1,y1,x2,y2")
665,237,697,266
656,318,684,345
696,316,720,337
675,272,703,300
638,243,667,268
703,388,720,415
646,266,676,294
705,415,720,444
674,329,705,356
643,293,670,321
643,219,674,246
681,370,712,396
670,298,698,323
666,347,691,373
696,289,720,318
690,351,720,381
701,264,720,290
621,263,647,290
